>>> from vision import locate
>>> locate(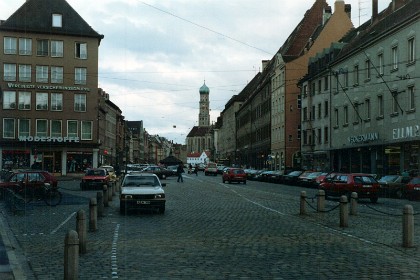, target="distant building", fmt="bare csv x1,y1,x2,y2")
186,151,210,165
186,82,214,159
